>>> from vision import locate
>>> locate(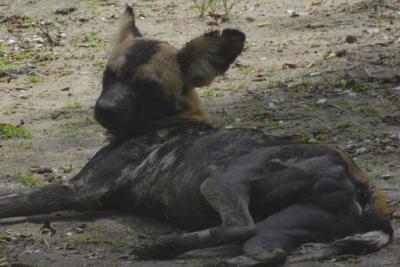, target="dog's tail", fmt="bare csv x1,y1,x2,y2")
0,184,89,218
291,210,392,264
330,230,391,255
291,227,392,264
